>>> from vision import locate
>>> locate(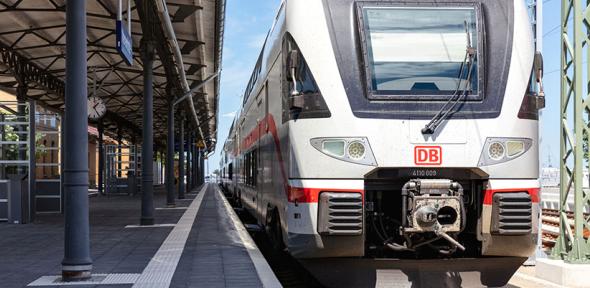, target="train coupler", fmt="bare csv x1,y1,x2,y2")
401,179,466,252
